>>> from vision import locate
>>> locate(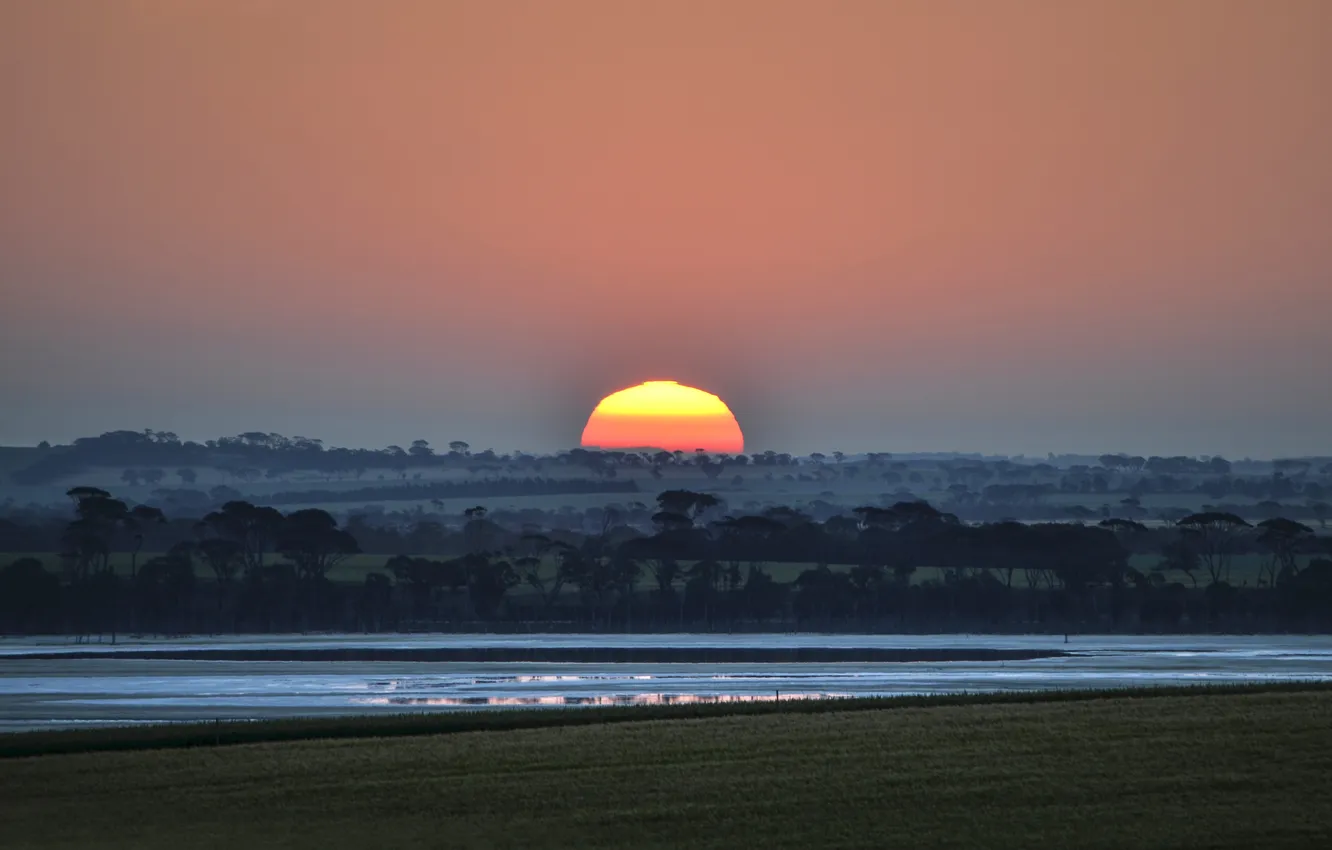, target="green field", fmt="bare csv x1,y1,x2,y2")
4,454,1299,518
1,687,1329,848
